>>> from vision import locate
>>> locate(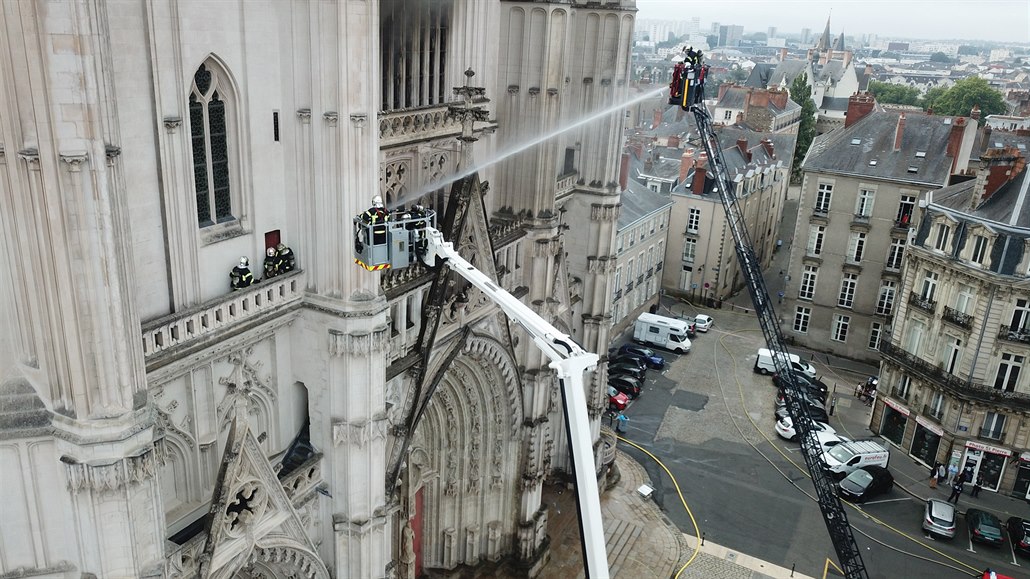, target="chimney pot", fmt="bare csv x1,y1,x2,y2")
692,163,707,195
679,152,694,184
845,91,876,128
893,113,906,152
620,152,630,191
